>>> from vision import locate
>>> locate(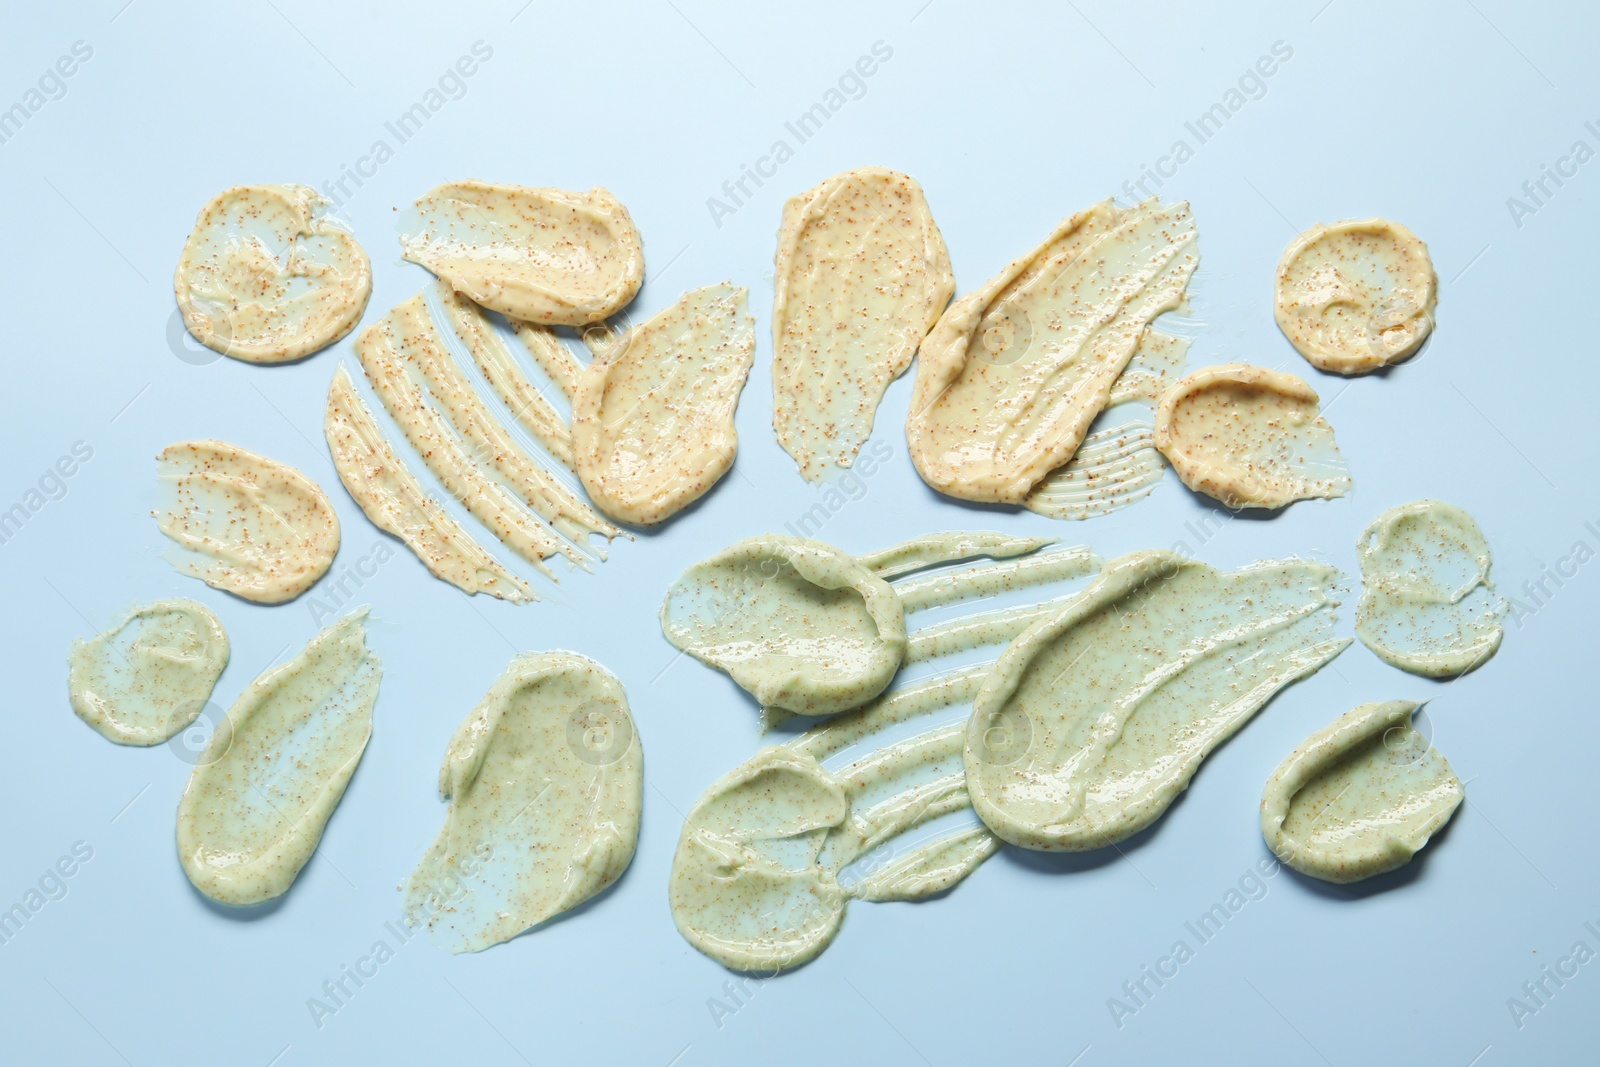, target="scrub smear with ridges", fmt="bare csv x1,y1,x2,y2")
355,295,595,577
671,538,1103,971
908,198,1198,503
1154,363,1351,510
177,610,380,906
404,652,641,952
174,183,372,363
324,367,533,603
400,181,644,326
1275,218,1436,375
772,166,953,482
436,288,574,468
661,532,1079,720
1261,700,1463,883
572,283,755,525
965,549,1350,851
1356,500,1505,677
68,599,229,745
155,440,340,604
1025,326,1191,520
